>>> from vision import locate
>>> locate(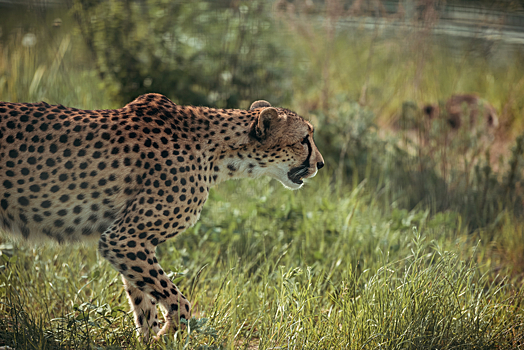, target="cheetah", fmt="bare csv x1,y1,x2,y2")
0,93,324,339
